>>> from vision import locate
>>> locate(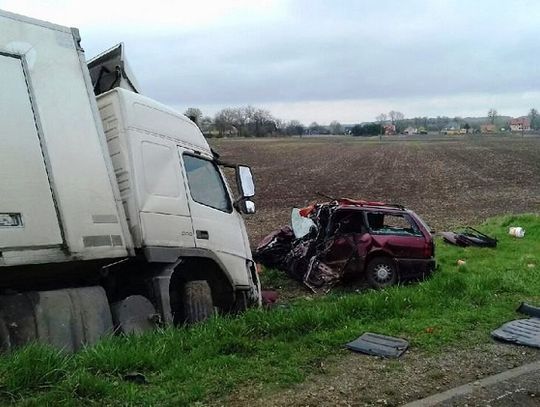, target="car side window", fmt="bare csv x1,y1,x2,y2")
331,210,366,234
183,154,232,213
366,212,422,236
